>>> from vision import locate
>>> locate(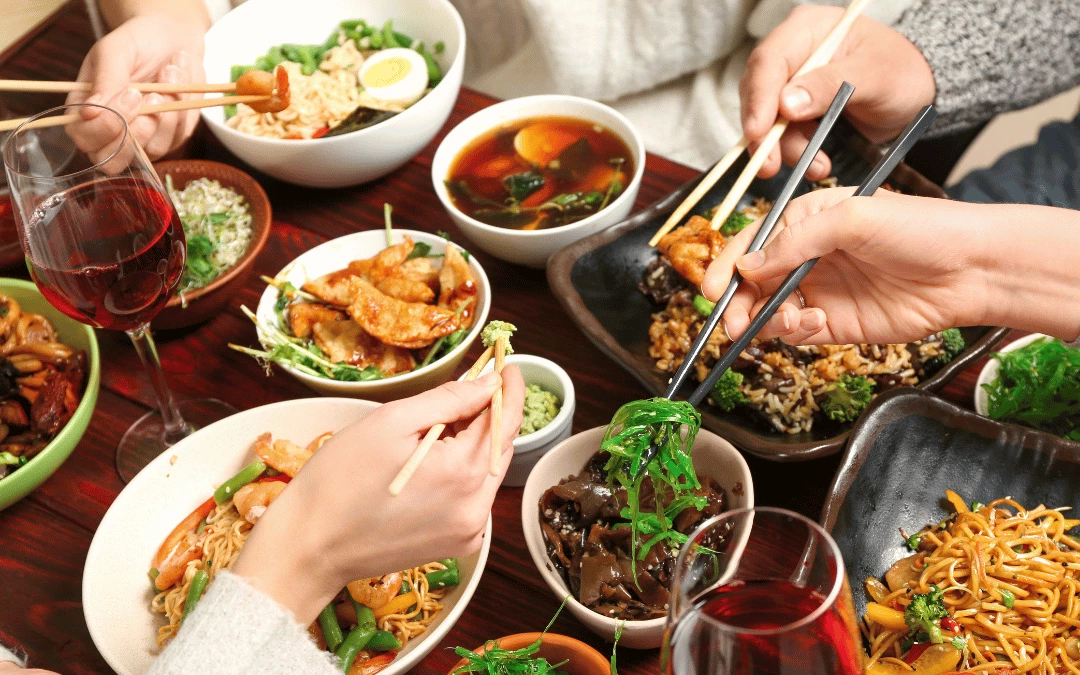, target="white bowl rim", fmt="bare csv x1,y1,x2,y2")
83,396,493,675
431,94,647,238
973,332,1052,416
487,353,576,450
255,228,491,389
200,0,467,147
522,425,755,630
